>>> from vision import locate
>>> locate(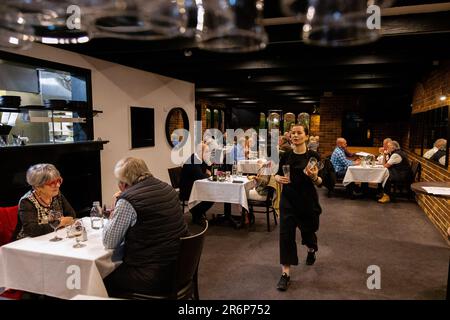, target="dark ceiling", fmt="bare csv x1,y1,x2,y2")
59,0,450,113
